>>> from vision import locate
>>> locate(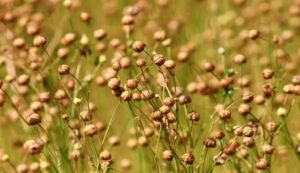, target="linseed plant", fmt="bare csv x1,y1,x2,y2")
1,0,300,173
